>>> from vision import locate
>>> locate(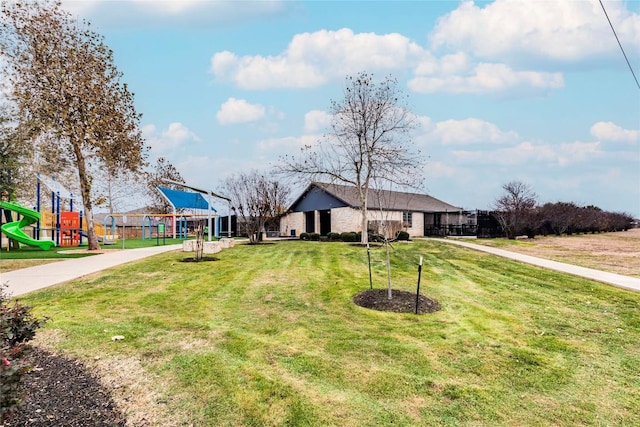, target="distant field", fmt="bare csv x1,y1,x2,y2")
472,228,640,278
